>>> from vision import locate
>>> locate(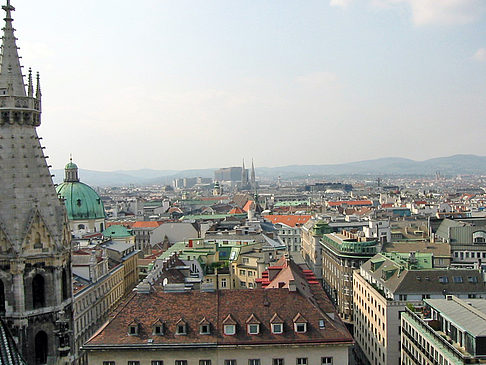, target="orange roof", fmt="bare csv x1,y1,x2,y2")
228,207,245,214
264,215,311,227
242,200,254,213
132,221,160,228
